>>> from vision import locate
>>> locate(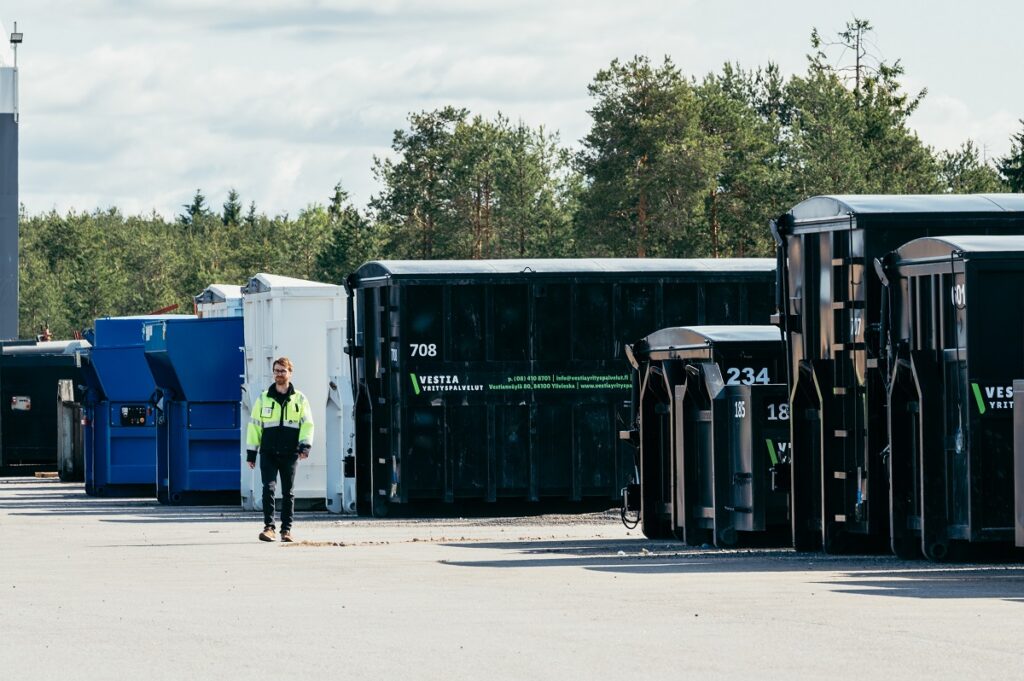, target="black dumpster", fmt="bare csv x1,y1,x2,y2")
0,340,89,475
1014,380,1024,549
880,236,1024,559
772,194,1024,553
347,258,775,516
626,326,789,545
